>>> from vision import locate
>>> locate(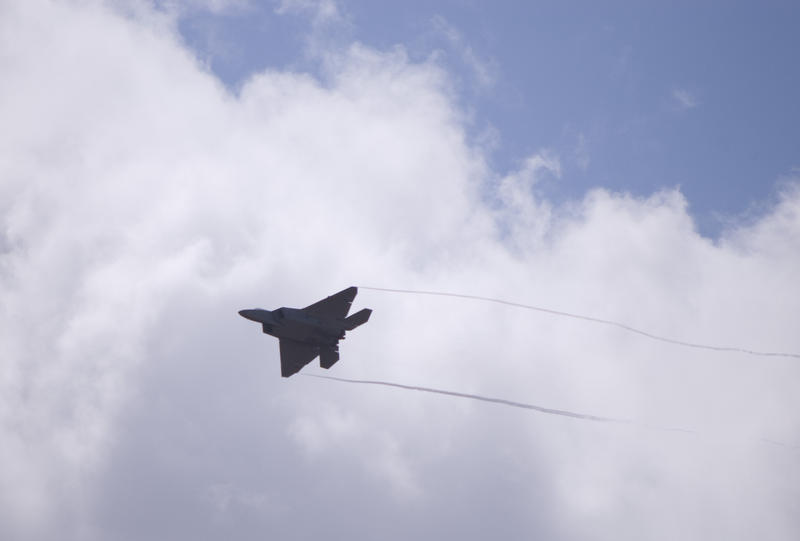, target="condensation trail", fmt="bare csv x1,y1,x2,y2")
359,286,800,359
305,374,632,424
305,375,800,448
